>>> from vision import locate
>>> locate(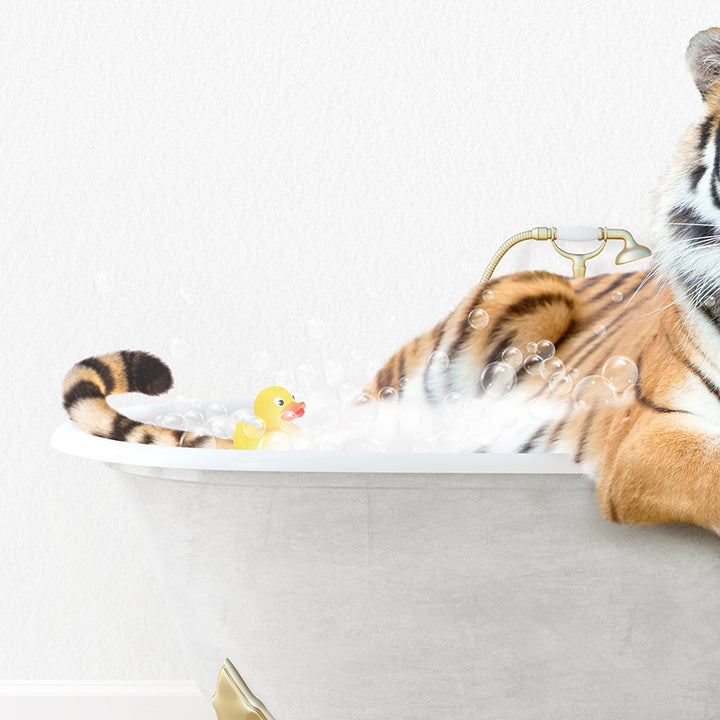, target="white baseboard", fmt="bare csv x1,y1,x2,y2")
0,685,215,720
